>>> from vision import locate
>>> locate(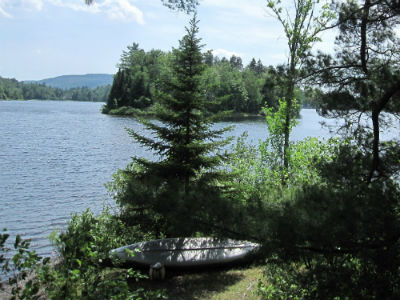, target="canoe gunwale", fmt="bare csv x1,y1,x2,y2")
137,245,257,253
110,237,260,269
